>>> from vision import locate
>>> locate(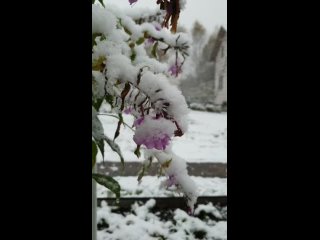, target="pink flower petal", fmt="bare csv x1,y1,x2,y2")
133,117,144,127
124,107,132,114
